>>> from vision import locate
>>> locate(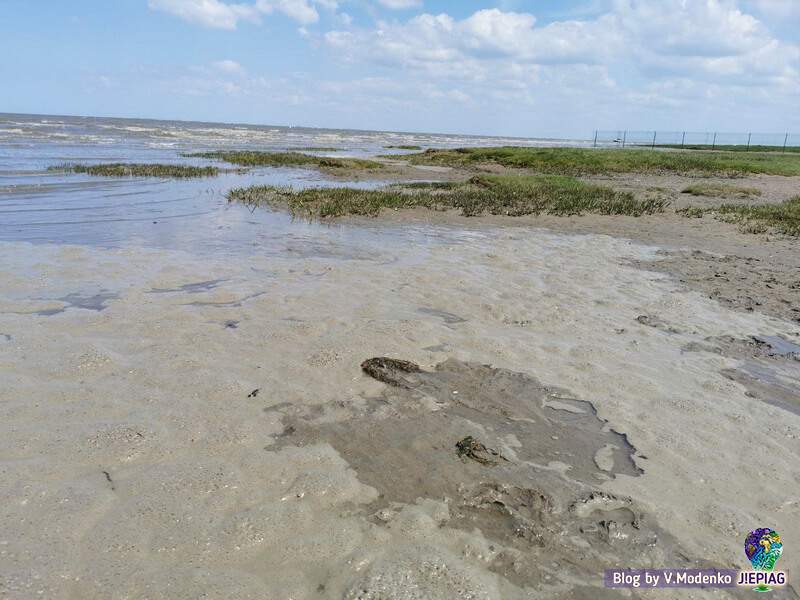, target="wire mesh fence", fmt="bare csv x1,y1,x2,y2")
593,131,800,151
